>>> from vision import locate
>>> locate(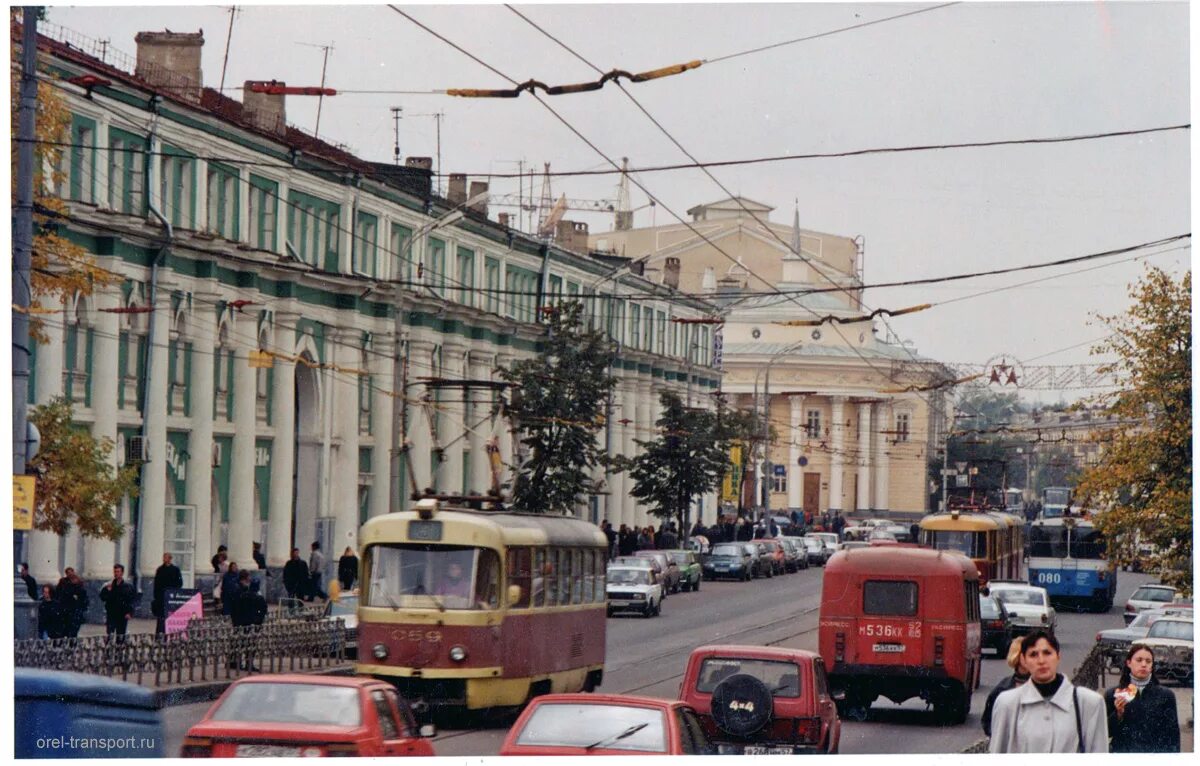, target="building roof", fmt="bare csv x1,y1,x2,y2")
685,196,775,218
721,341,933,363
